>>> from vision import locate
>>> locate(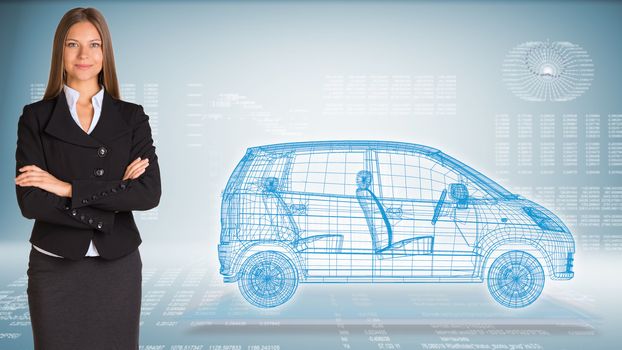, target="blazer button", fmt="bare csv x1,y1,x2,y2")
80,215,85,221
97,222,103,229
101,191,108,197
120,183,127,190
71,209,77,216
94,168,105,177
88,218,94,224
91,194,98,200
82,199,89,204
111,187,118,193
97,146,108,158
